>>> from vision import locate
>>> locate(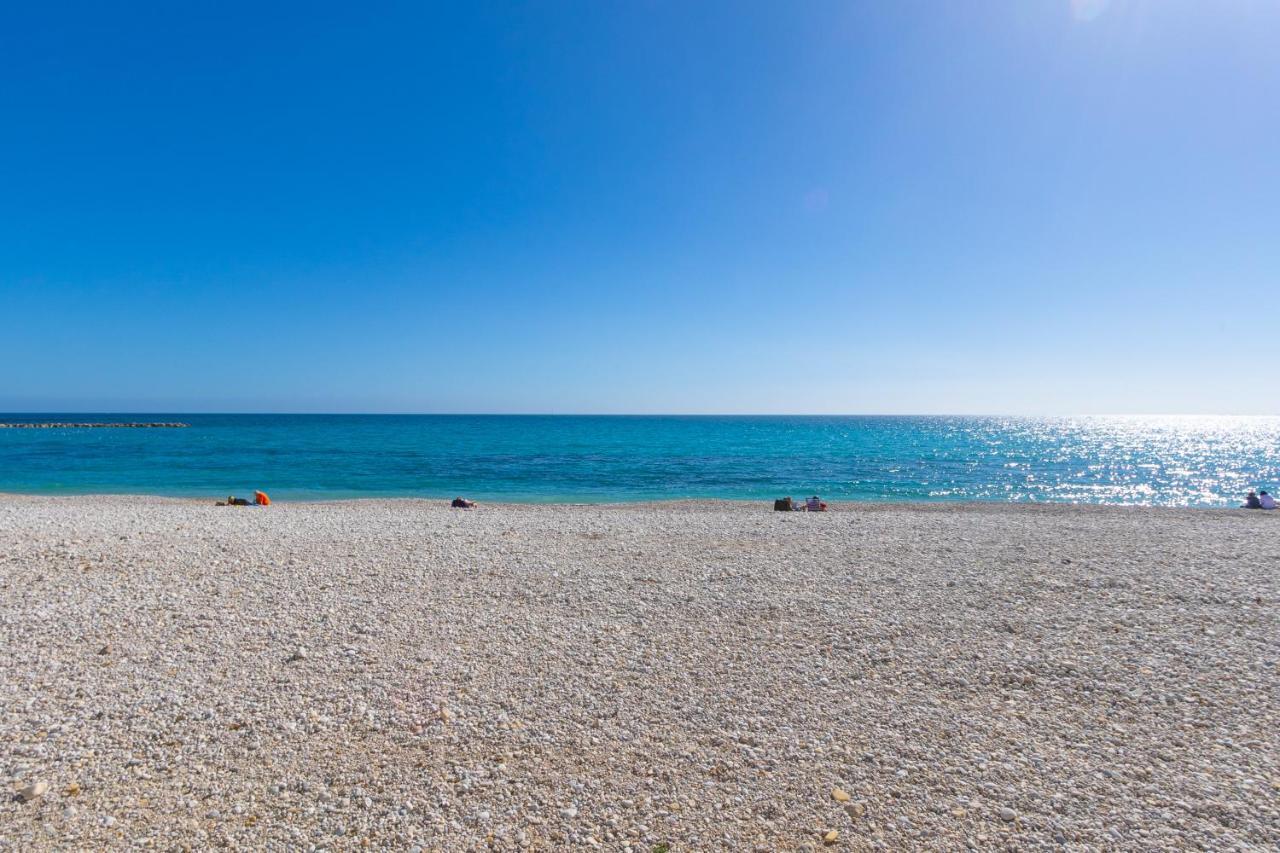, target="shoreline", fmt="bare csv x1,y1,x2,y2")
0,490,1266,514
